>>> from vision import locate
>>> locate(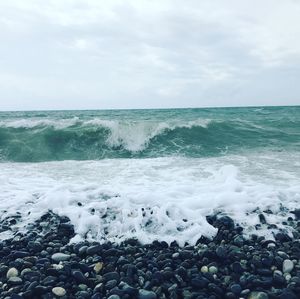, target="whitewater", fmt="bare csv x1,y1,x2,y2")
0,106,299,246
